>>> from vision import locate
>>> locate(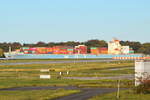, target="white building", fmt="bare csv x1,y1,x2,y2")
135,60,150,86
108,39,122,54
108,39,130,54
